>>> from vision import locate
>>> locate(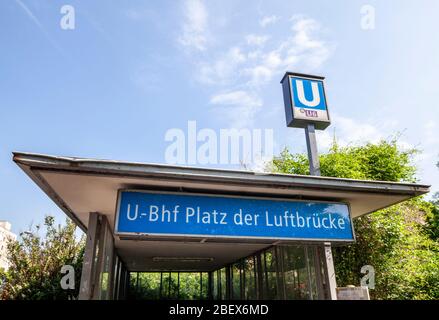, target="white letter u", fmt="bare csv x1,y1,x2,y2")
296,80,320,107
126,204,138,221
